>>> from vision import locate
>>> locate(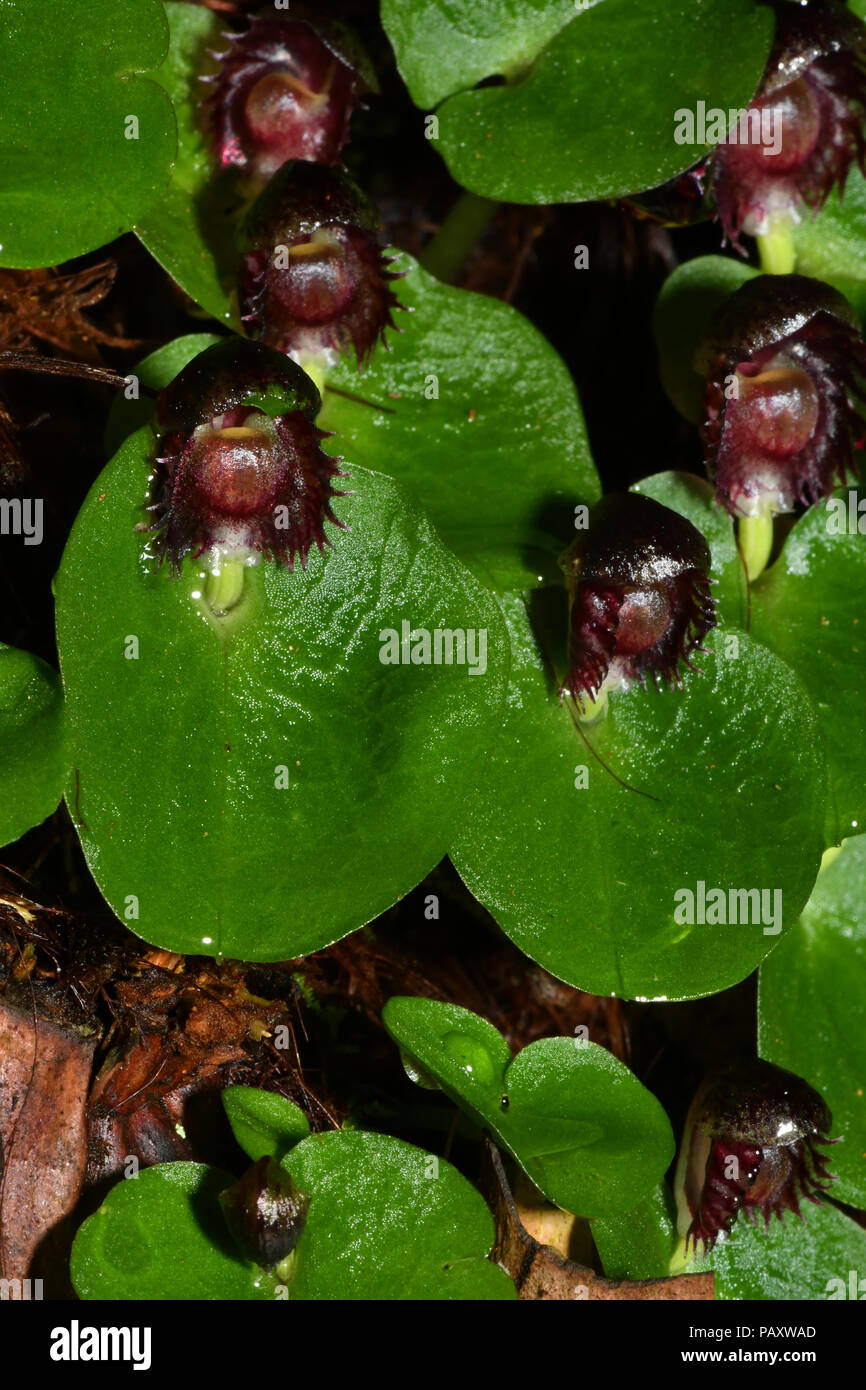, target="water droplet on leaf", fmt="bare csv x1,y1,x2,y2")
441,1031,496,1084
398,1047,441,1091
